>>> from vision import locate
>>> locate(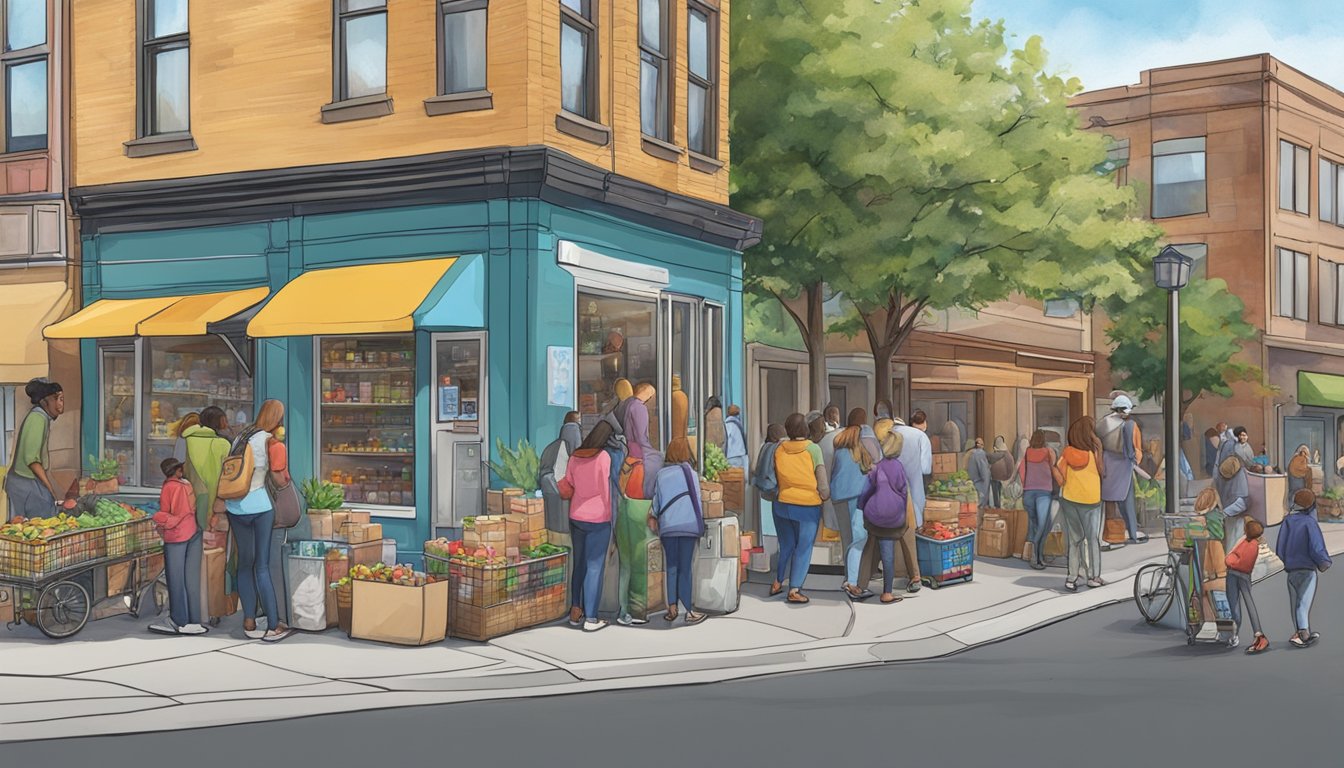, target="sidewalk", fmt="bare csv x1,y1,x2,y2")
3,525,1340,742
